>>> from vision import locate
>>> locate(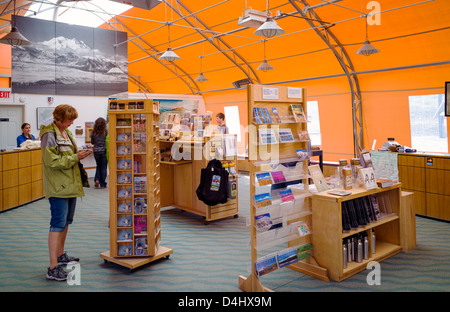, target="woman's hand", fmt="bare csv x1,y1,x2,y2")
77,149,92,160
